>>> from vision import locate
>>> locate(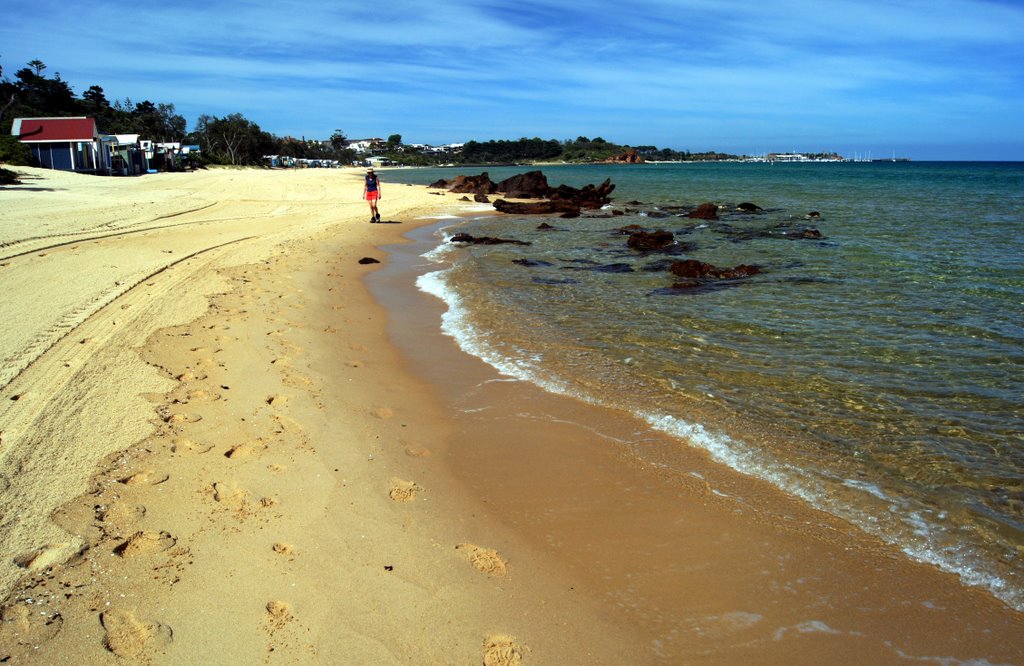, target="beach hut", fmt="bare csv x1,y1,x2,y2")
10,117,110,174
102,133,149,176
